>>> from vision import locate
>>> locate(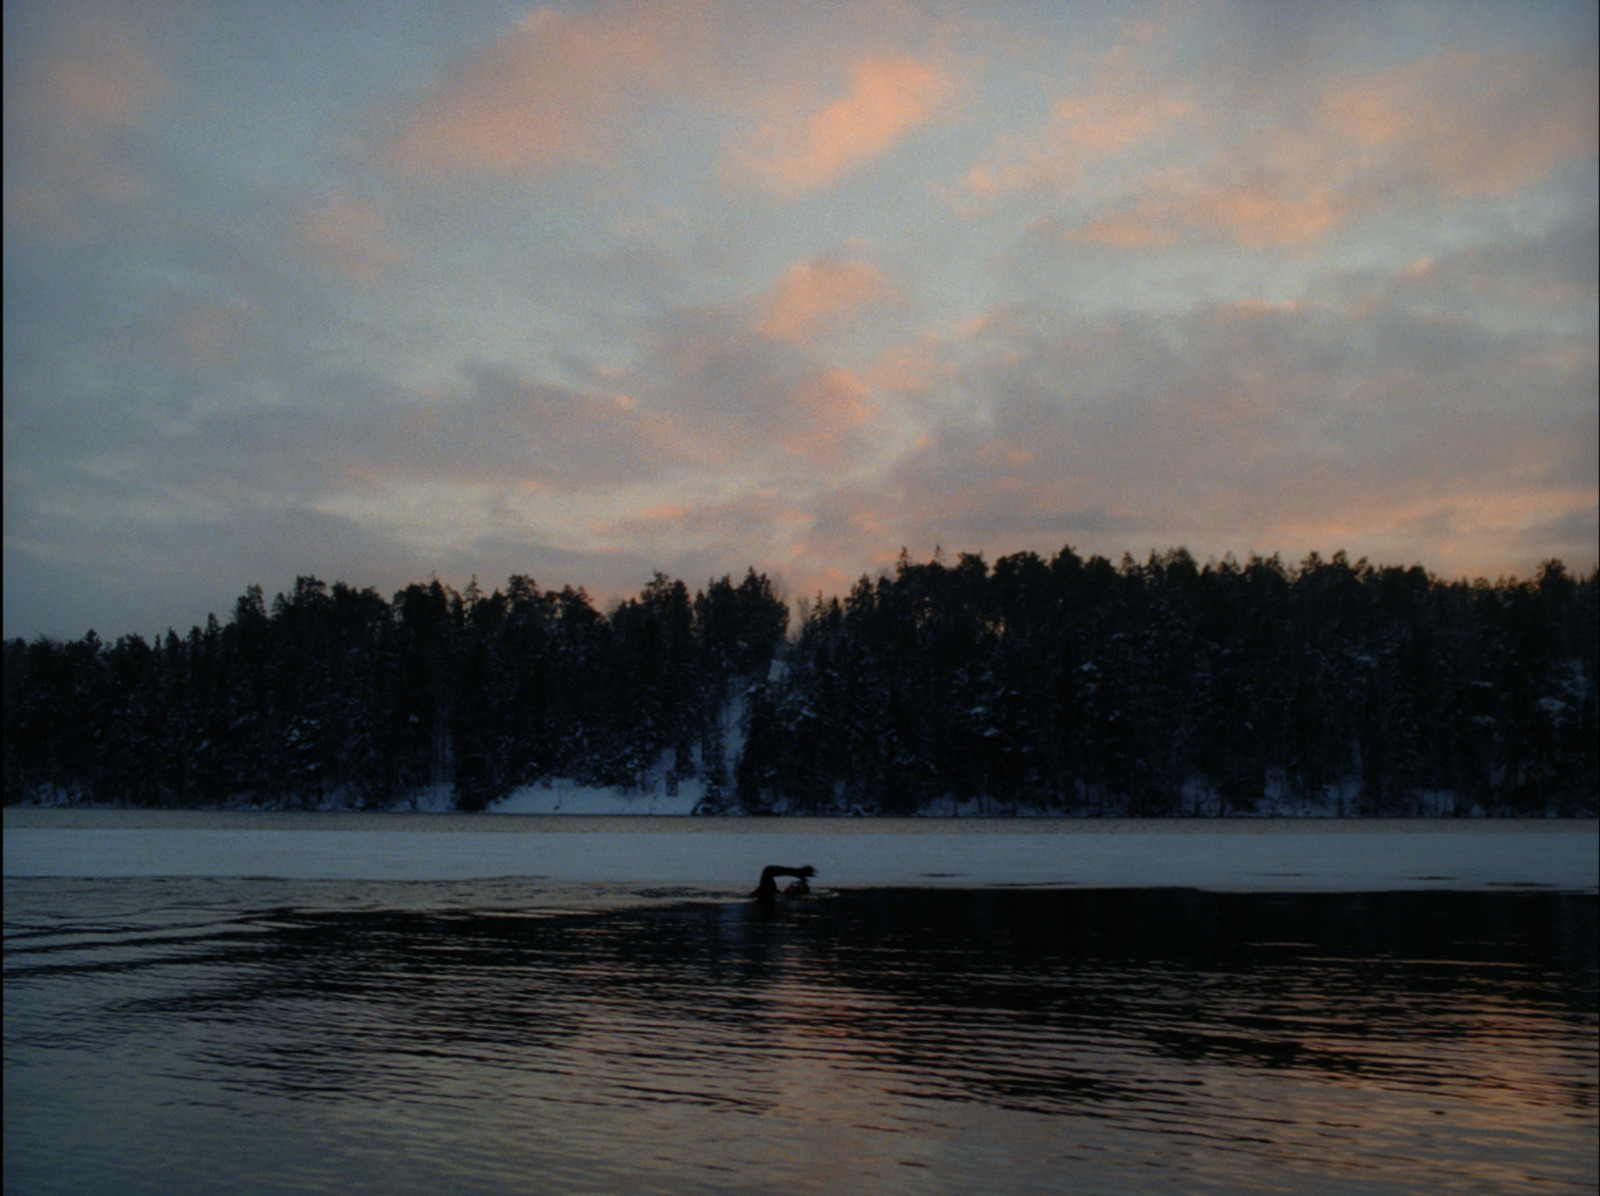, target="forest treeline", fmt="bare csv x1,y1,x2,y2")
3,571,788,812
4,548,1596,815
